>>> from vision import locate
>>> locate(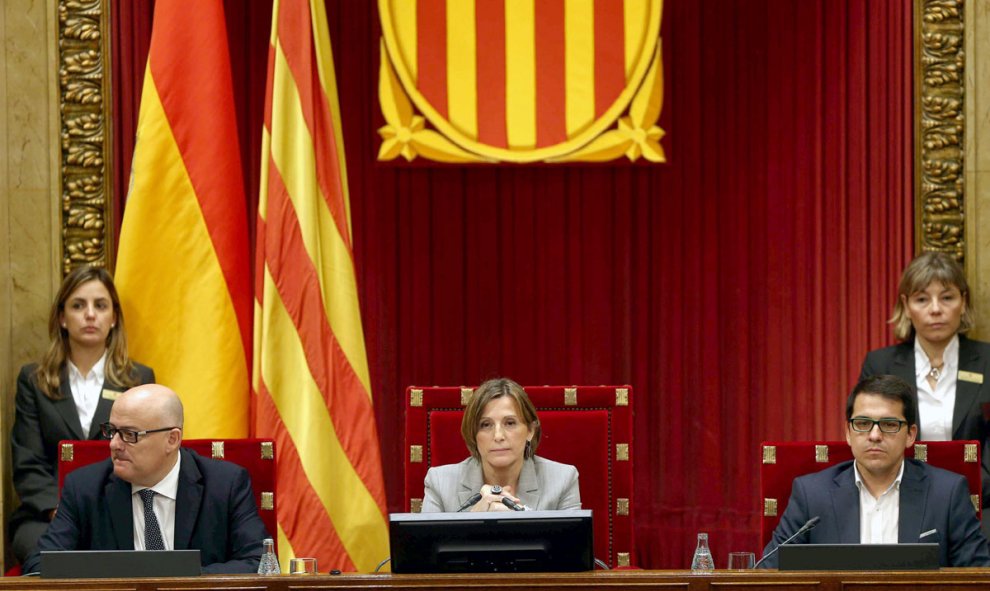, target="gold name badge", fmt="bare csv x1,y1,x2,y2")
101,389,121,401
959,370,984,384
